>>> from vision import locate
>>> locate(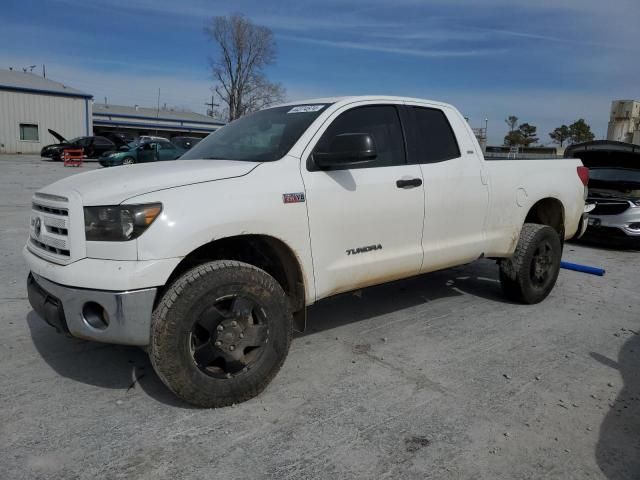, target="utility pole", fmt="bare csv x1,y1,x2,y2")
205,95,219,117
485,118,489,148
156,88,160,135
